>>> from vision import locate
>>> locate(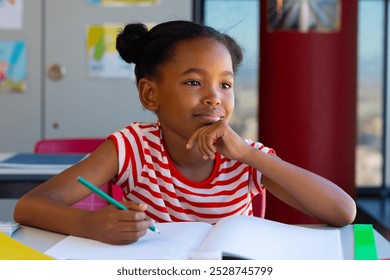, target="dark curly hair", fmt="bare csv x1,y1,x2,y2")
116,20,243,83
